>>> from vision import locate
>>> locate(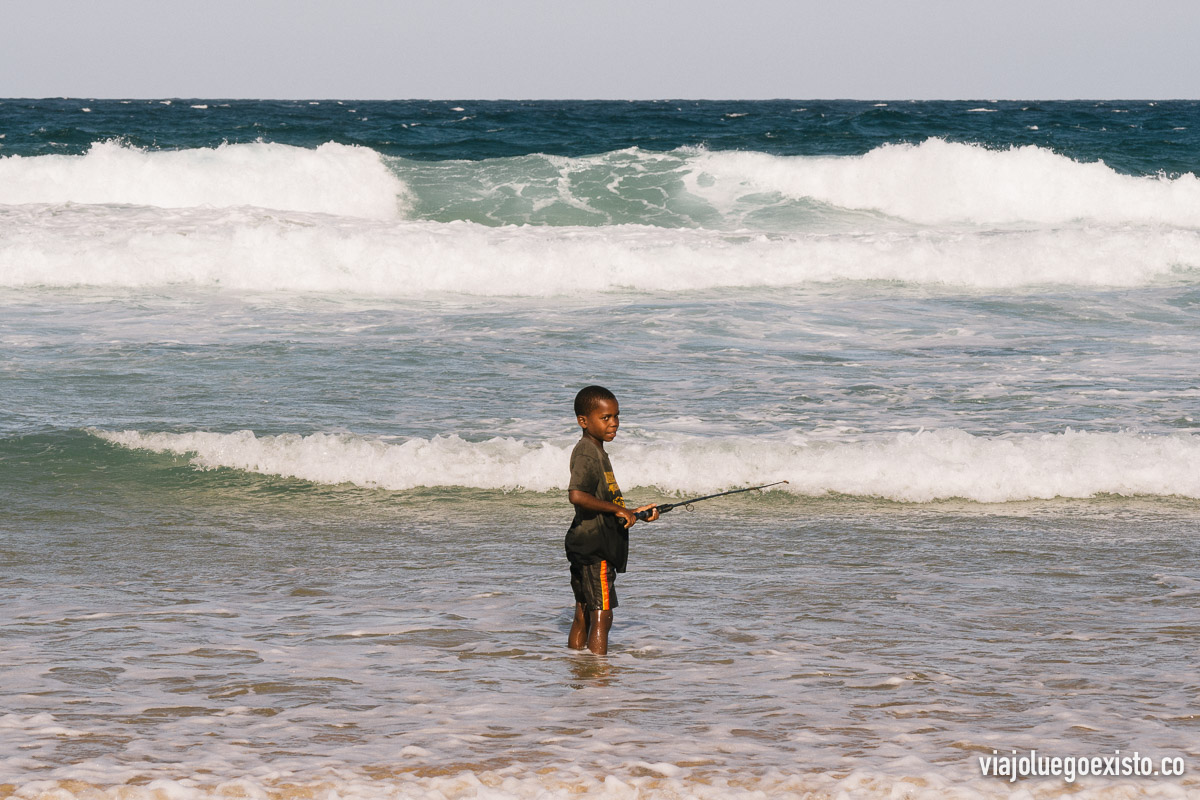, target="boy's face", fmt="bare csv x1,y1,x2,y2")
578,398,620,444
